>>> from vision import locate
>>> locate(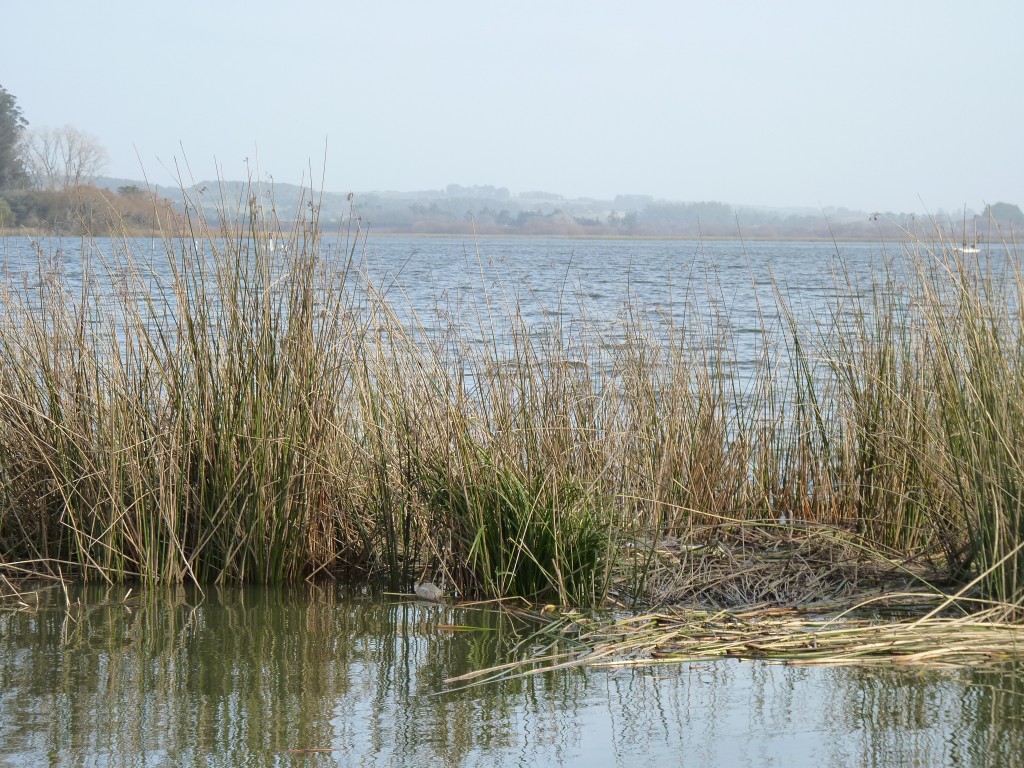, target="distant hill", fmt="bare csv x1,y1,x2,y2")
94,177,352,225
89,177,1018,242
